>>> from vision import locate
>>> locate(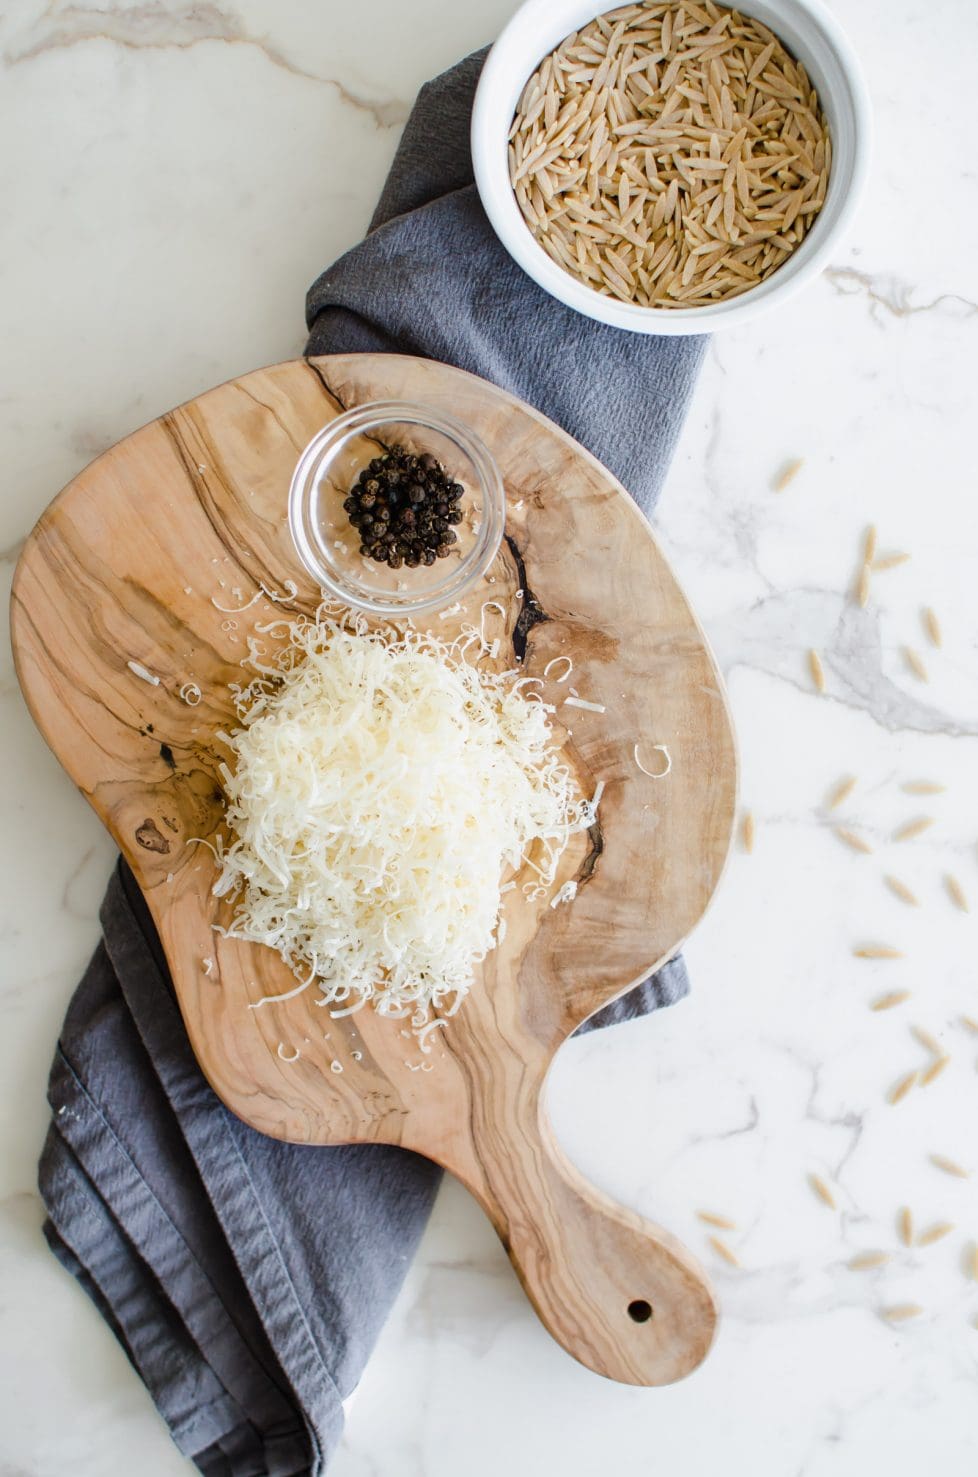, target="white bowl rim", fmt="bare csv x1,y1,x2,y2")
472,0,872,334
